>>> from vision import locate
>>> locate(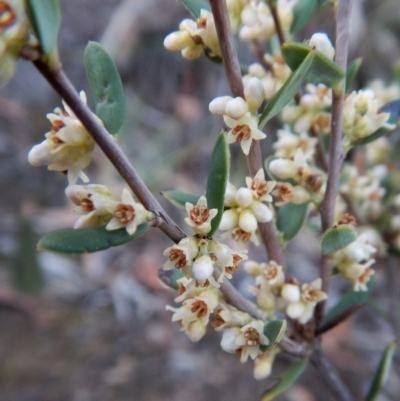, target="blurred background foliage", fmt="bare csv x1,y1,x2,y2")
0,0,400,400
